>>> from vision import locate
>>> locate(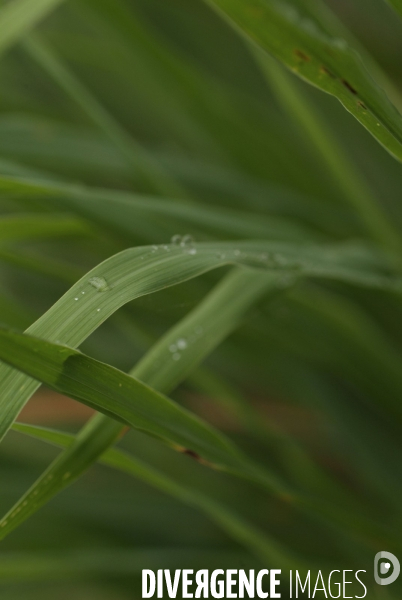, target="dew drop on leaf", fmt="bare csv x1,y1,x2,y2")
180,234,194,247
89,276,110,292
